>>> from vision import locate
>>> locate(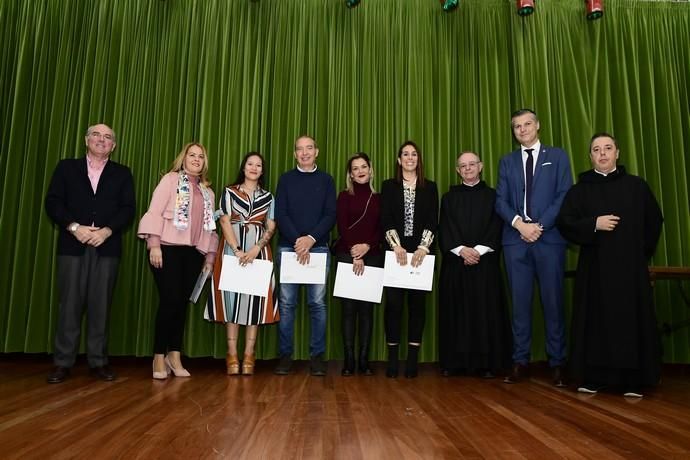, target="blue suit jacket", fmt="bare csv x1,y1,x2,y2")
495,145,573,246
